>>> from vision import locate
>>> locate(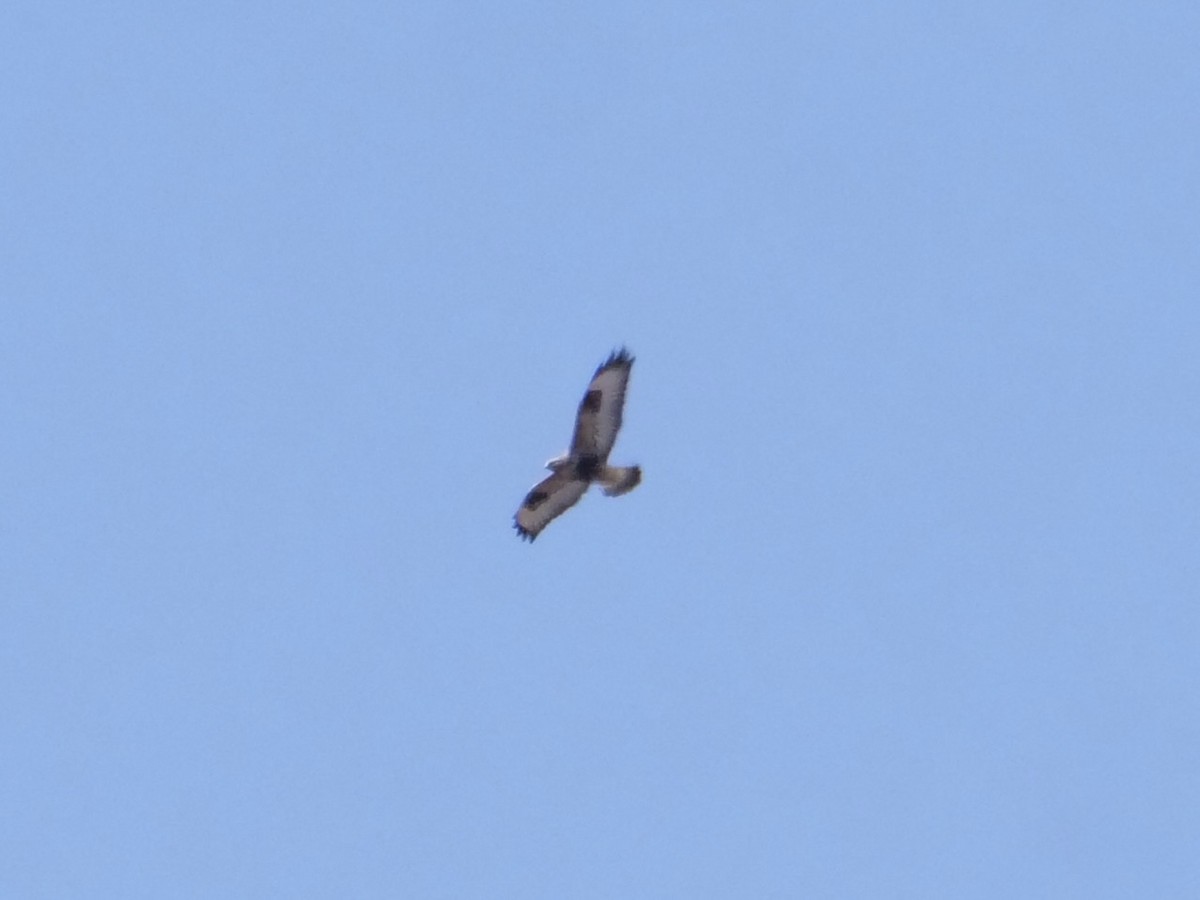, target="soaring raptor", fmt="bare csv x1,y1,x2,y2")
514,348,642,541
